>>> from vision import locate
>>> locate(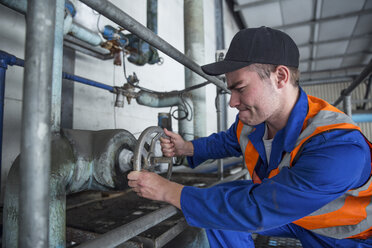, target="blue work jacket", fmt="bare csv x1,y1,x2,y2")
181,88,372,246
